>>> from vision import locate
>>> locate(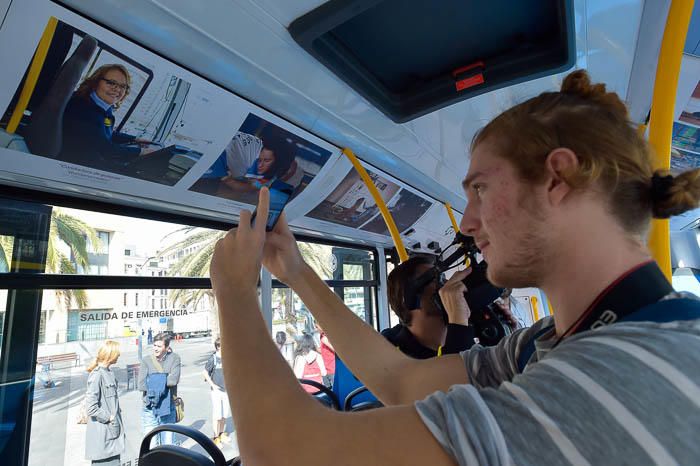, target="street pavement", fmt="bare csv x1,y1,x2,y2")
28,337,239,466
